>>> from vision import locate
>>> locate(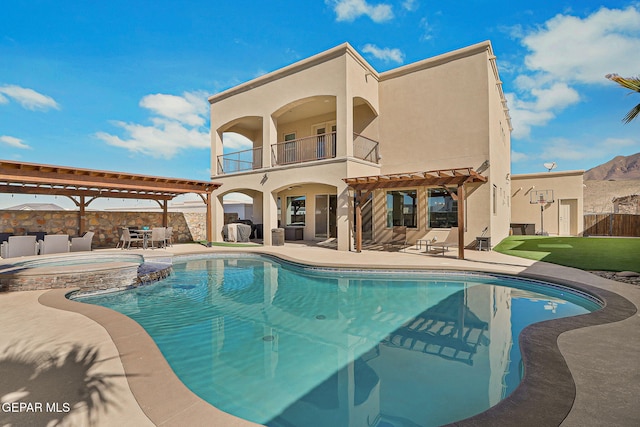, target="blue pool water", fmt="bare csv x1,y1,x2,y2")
76,254,600,427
